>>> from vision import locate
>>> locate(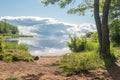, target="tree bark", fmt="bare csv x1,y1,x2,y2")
94,0,102,53
101,0,111,54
